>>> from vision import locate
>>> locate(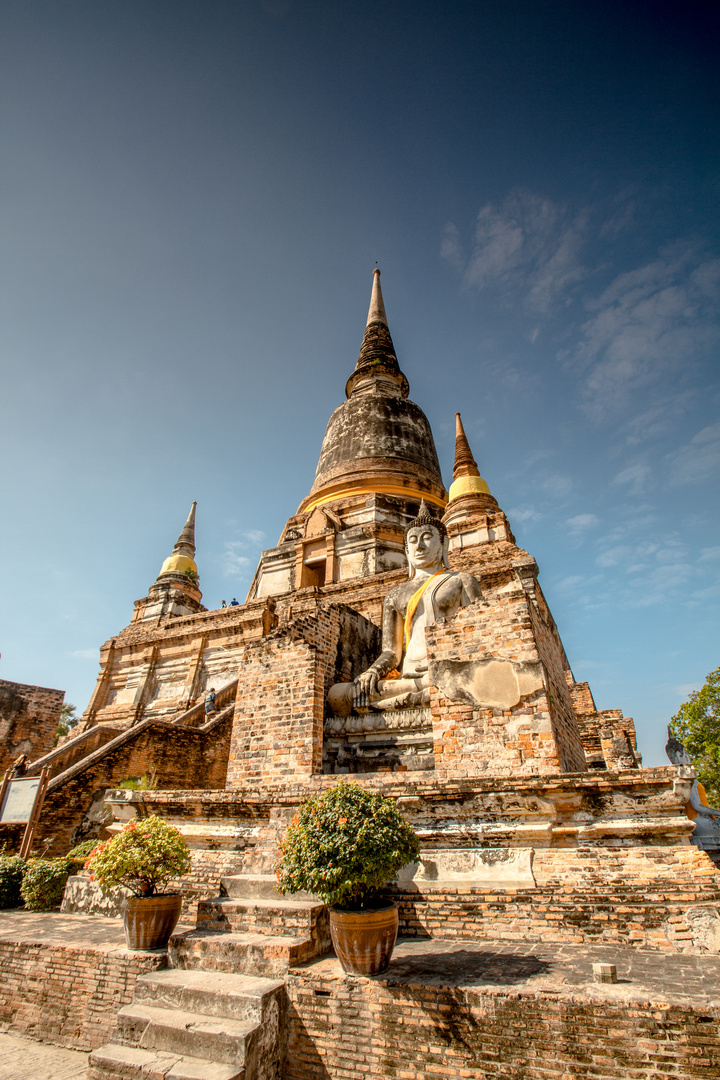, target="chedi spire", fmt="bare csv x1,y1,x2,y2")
452,413,480,480
158,502,199,580
447,415,493,504
345,268,409,399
